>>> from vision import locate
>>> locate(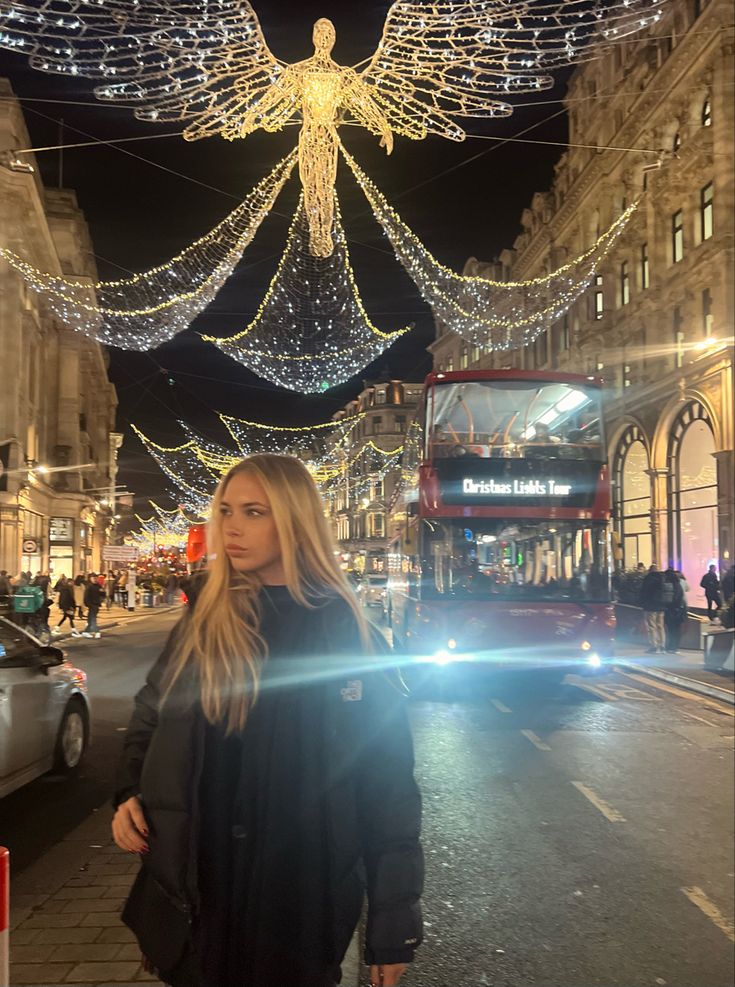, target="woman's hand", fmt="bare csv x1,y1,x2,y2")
112,796,149,854
369,963,407,986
